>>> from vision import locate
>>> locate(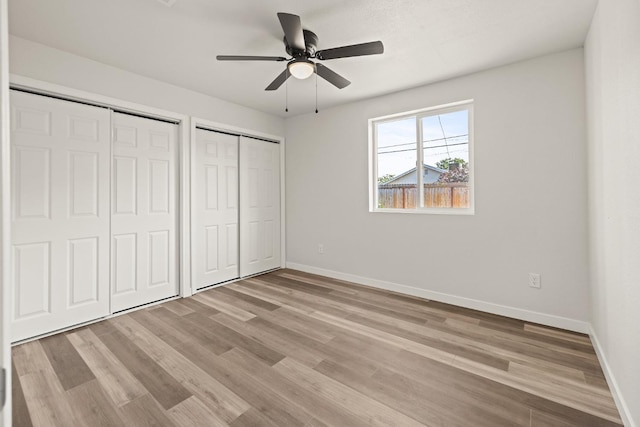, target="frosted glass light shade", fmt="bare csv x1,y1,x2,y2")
288,60,314,79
